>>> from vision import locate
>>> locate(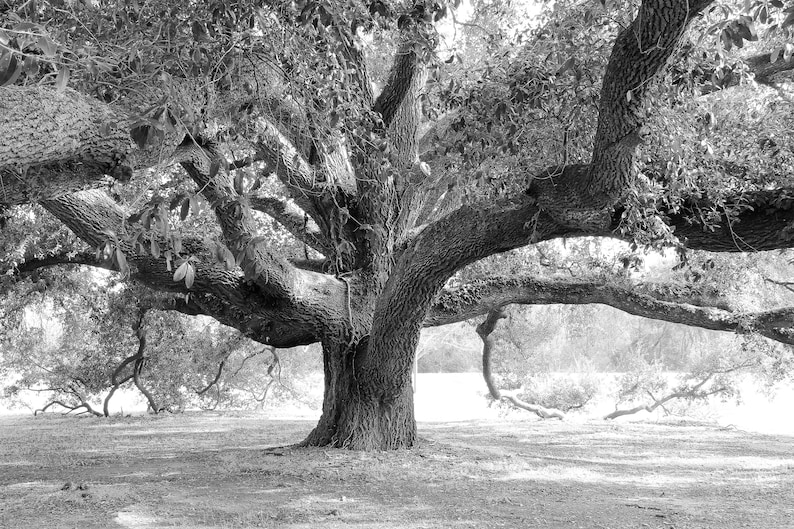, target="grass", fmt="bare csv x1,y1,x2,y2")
0,411,792,528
